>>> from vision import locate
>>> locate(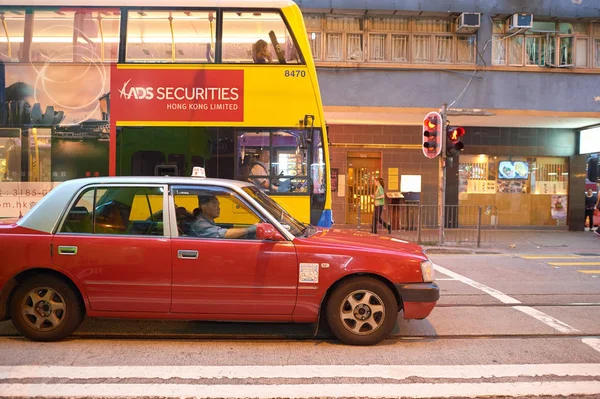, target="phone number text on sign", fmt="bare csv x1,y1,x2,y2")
0,182,60,218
